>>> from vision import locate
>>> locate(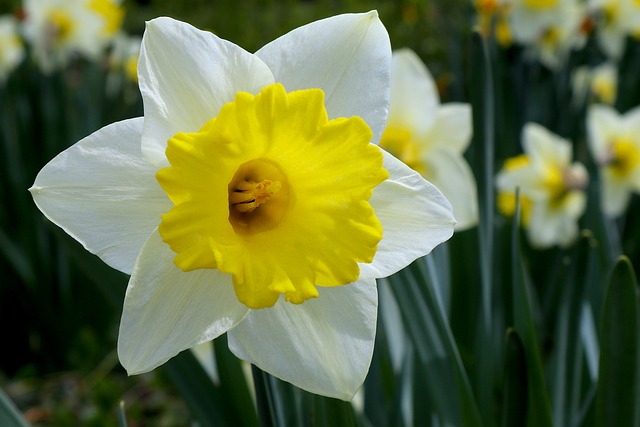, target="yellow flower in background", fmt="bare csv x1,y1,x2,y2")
22,0,124,72
89,0,124,37
474,0,512,41
587,104,640,216
30,14,455,400
0,15,25,82
496,123,588,248
380,48,478,231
